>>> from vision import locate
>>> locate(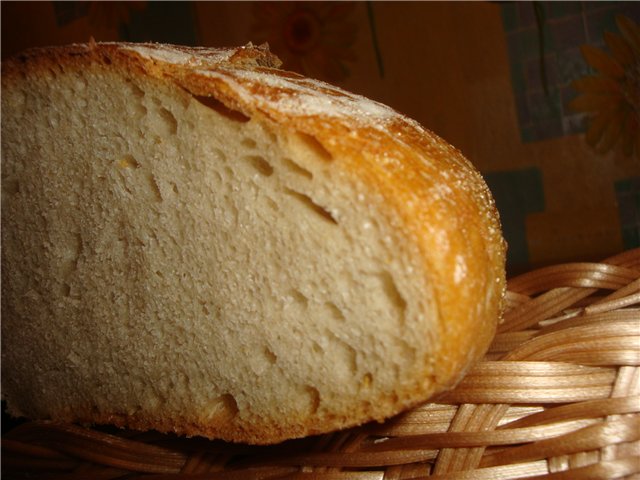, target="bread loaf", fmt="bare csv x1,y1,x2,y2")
1,42,506,444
